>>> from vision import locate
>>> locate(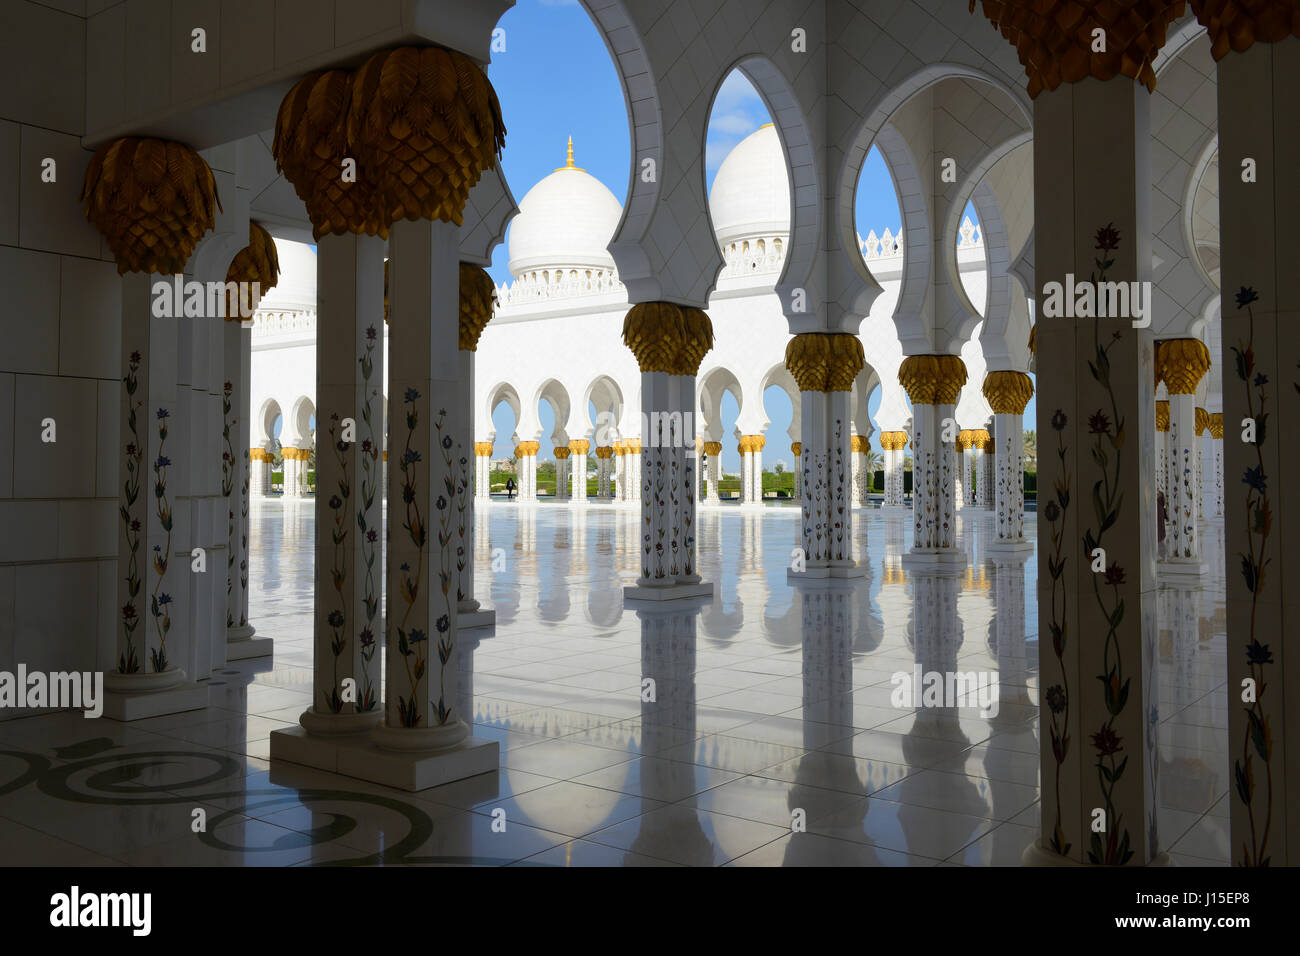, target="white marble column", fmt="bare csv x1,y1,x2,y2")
880,432,908,510
704,442,722,503
365,217,491,775
302,232,384,729
569,440,589,503
1194,407,1207,524
1208,413,1223,519
788,334,864,579
223,312,267,657
899,356,966,564
623,303,714,600
104,272,209,719
554,450,570,500
1158,341,1210,576
850,436,865,507
1013,62,1160,865
628,442,642,503
251,447,273,496
636,372,675,586
983,373,1033,552
790,441,801,503
456,341,494,629
1204,21,1300,866
474,443,492,499
516,444,539,501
